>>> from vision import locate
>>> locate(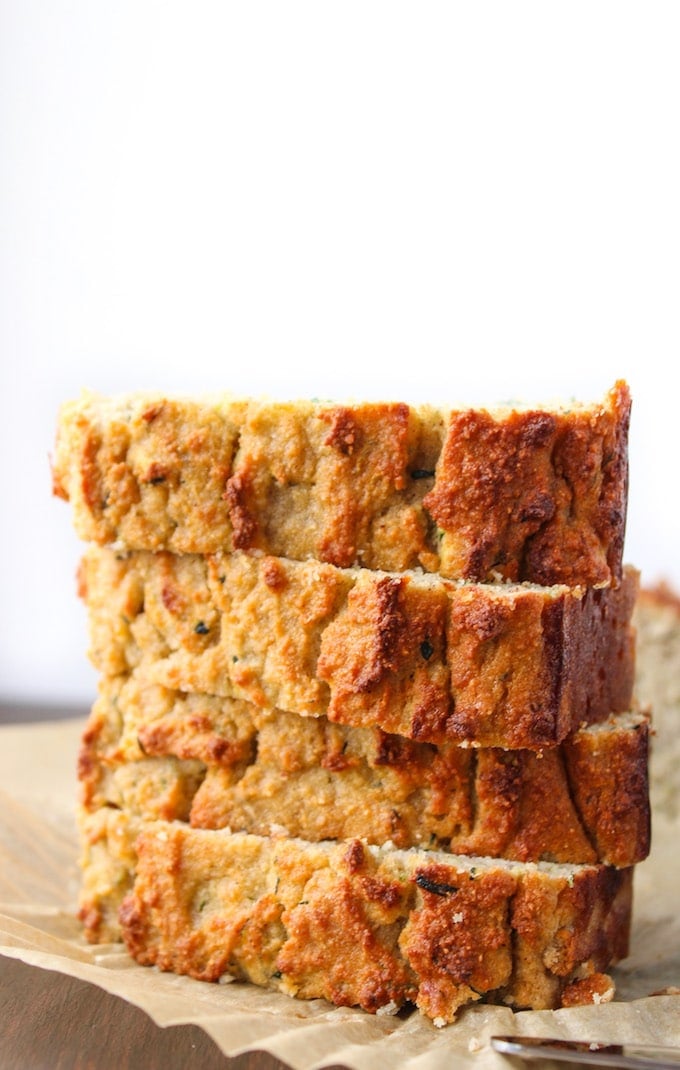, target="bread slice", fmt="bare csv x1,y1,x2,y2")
634,584,680,819
79,545,638,749
53,382,630,586
78,808,632,1023
79,674,650,868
